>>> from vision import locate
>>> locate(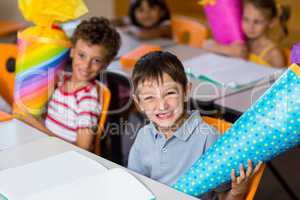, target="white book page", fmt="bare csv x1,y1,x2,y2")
184,53,280,87
26,168,155,200
0,119,46,151
0,151,108,200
